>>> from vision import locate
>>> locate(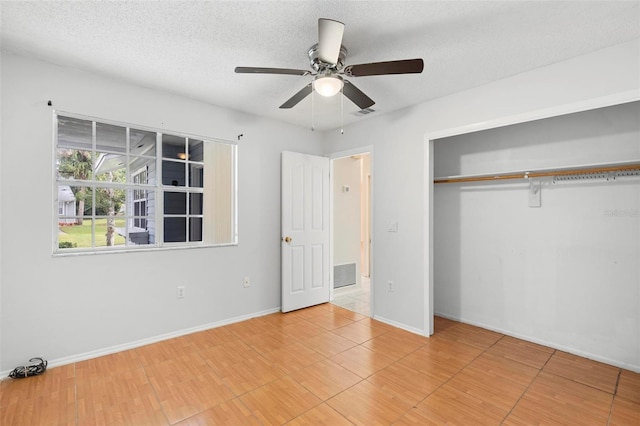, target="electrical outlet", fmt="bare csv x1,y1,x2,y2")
387,281,394,292
243,276,250,288
176,286,185,299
